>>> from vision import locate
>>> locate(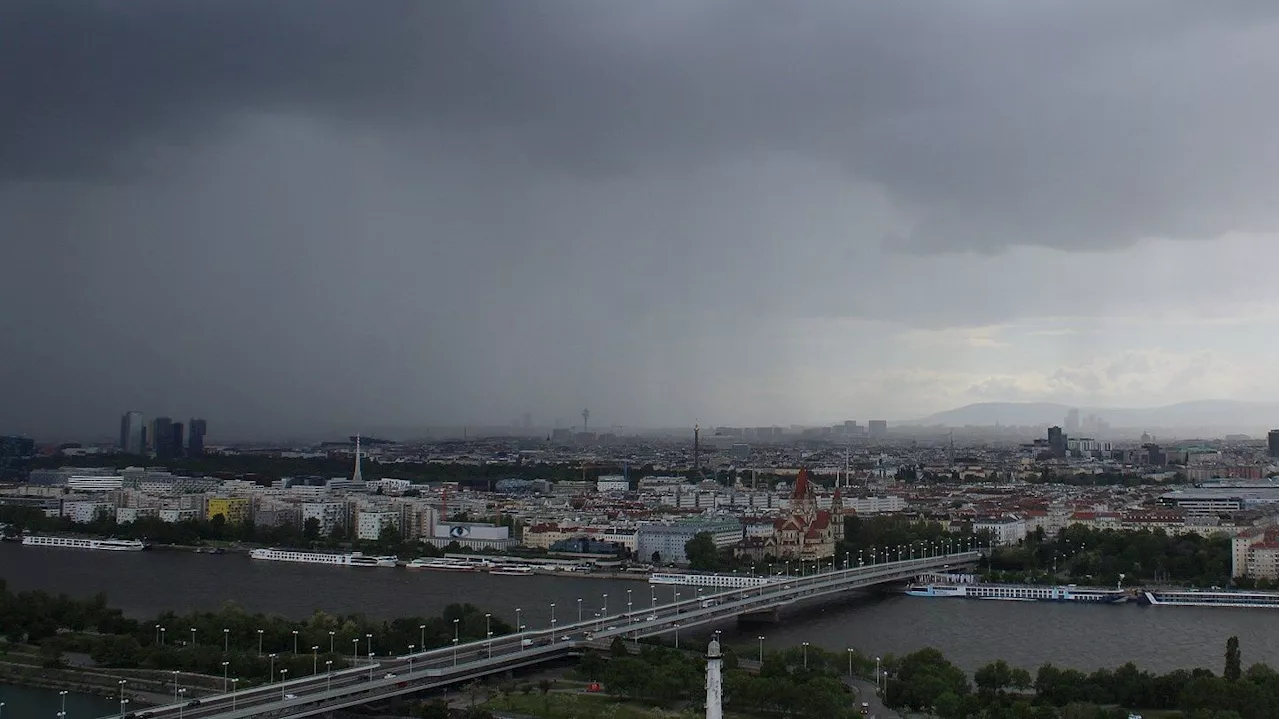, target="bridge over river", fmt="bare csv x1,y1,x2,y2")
108,550,978,719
